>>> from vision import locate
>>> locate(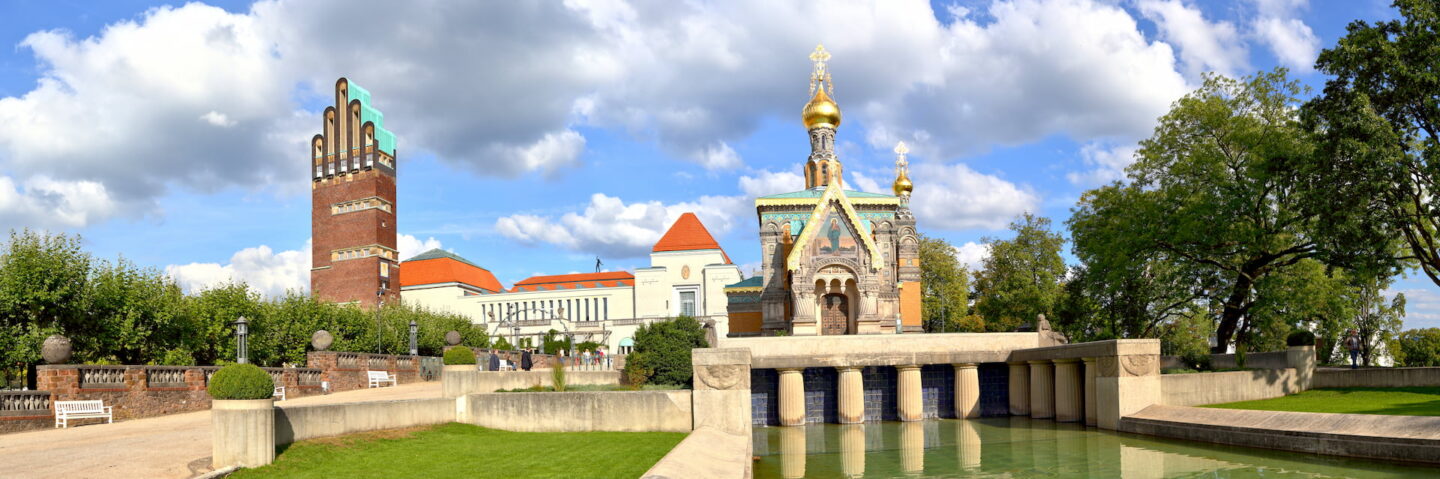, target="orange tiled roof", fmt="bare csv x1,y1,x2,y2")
400,252,504,292
510,271,634,292
652,212,732,263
